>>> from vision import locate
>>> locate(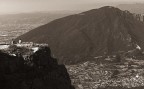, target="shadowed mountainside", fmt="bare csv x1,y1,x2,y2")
16,6,144,64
